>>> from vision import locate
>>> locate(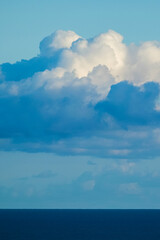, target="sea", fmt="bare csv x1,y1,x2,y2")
0,210,160,240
